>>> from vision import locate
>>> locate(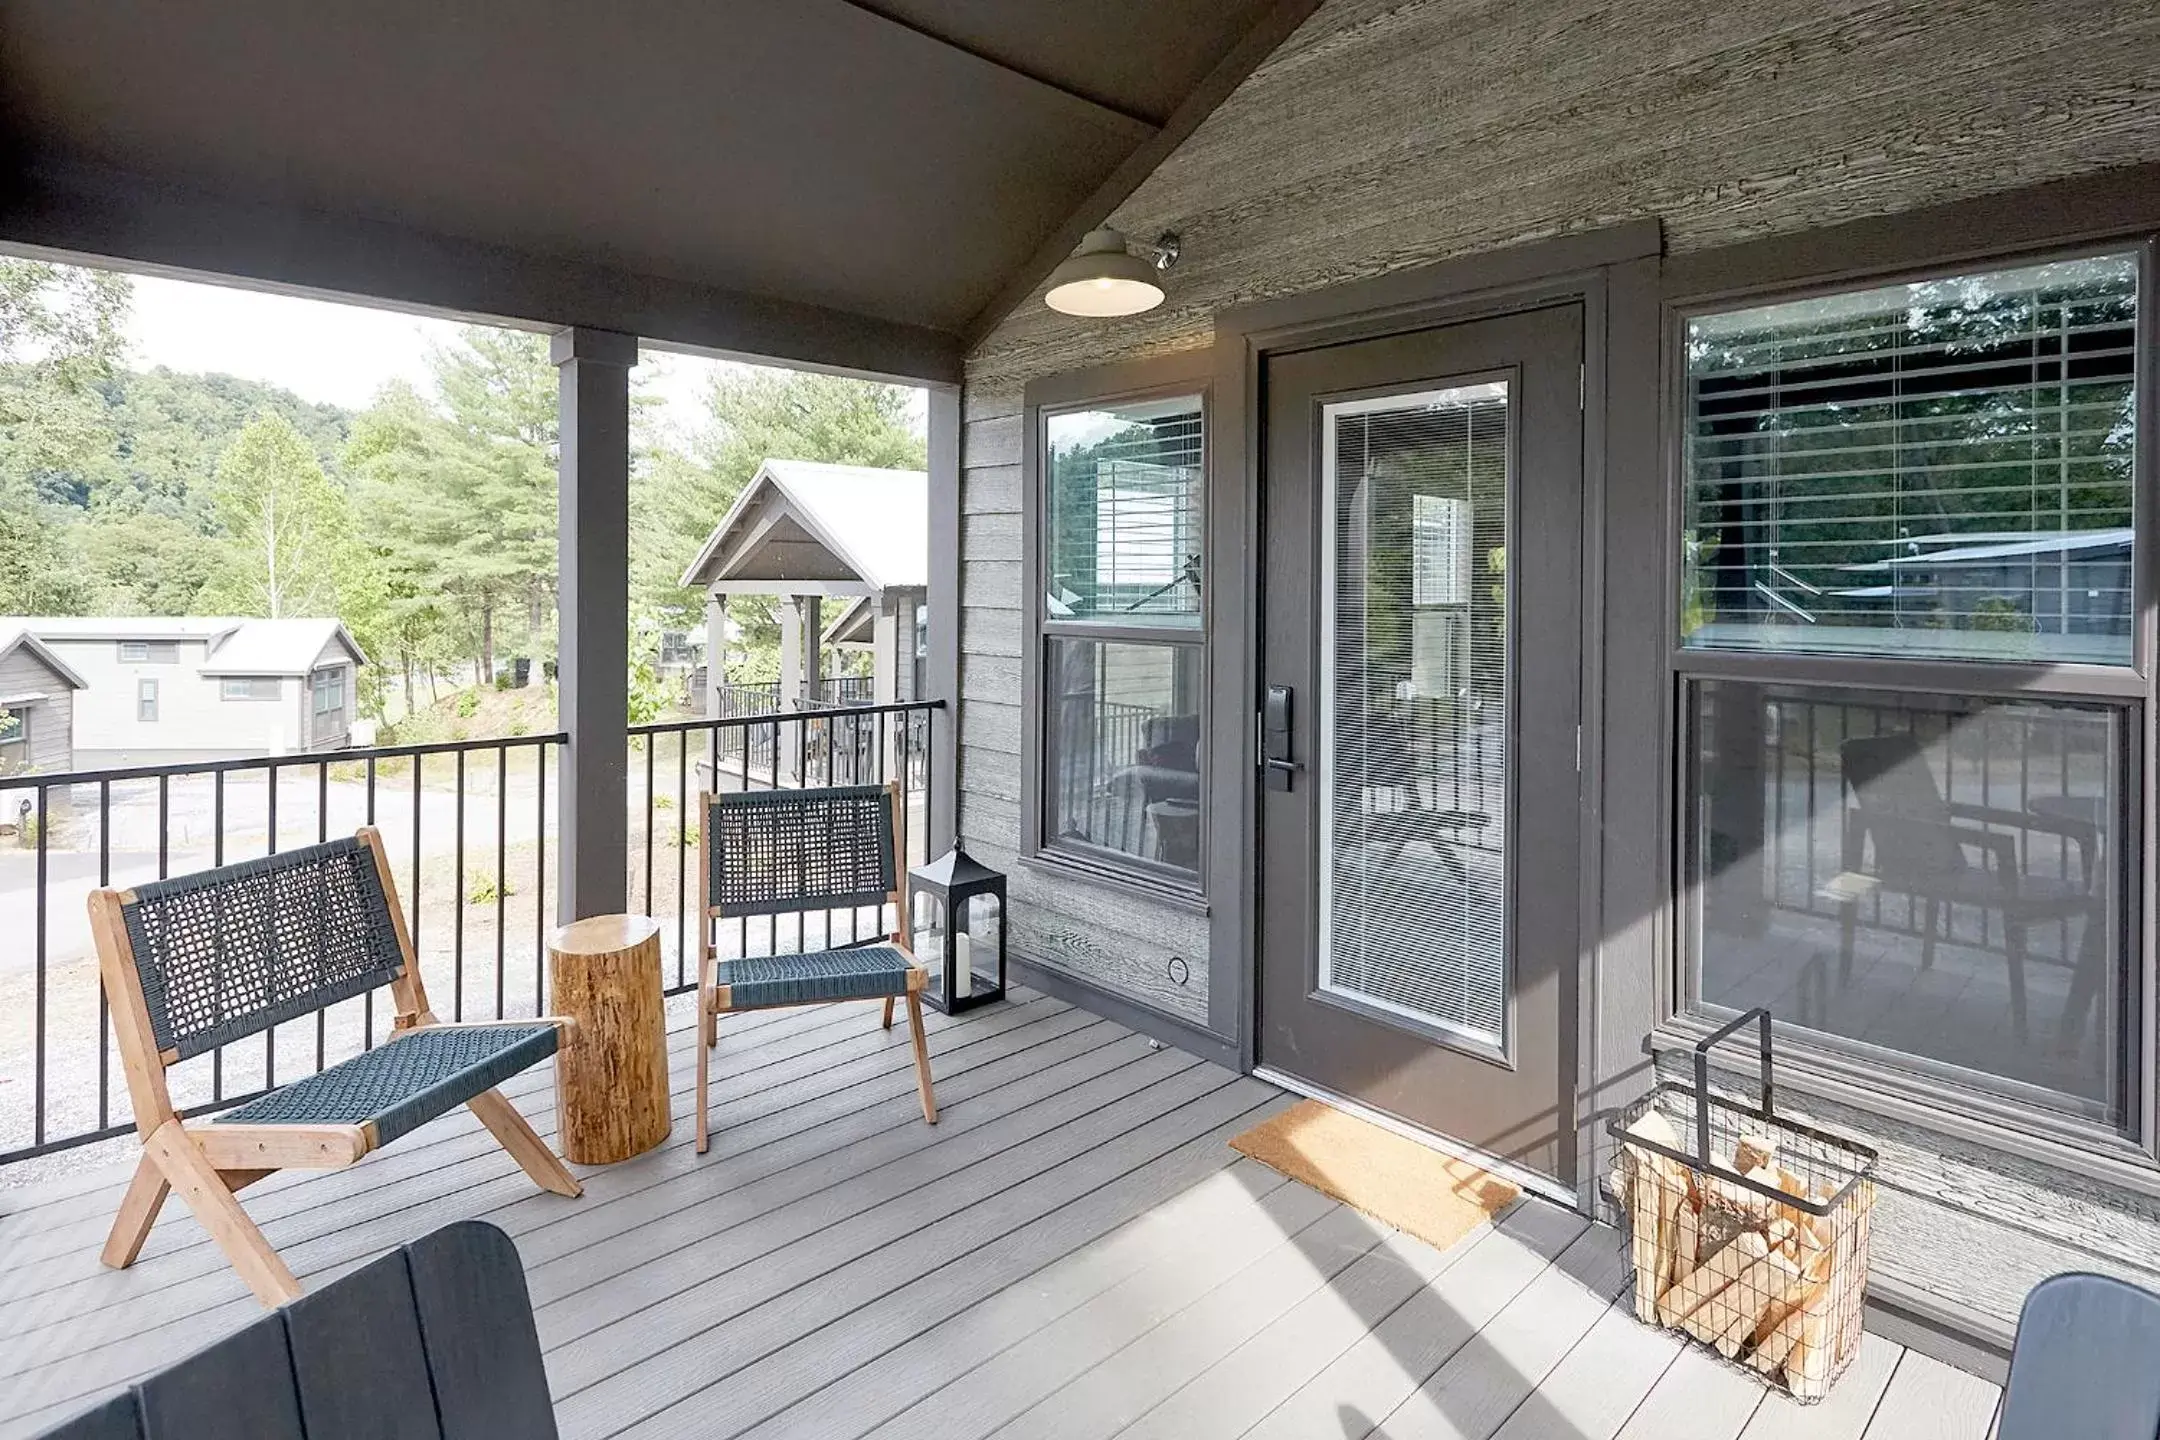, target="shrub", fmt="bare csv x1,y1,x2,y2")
467,873,514,905
456,690,480,718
